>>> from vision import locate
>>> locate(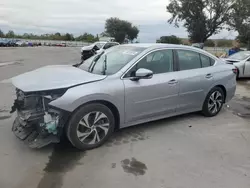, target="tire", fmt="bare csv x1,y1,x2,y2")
66,103,115,150
236,69,240,80
202,87,225,117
